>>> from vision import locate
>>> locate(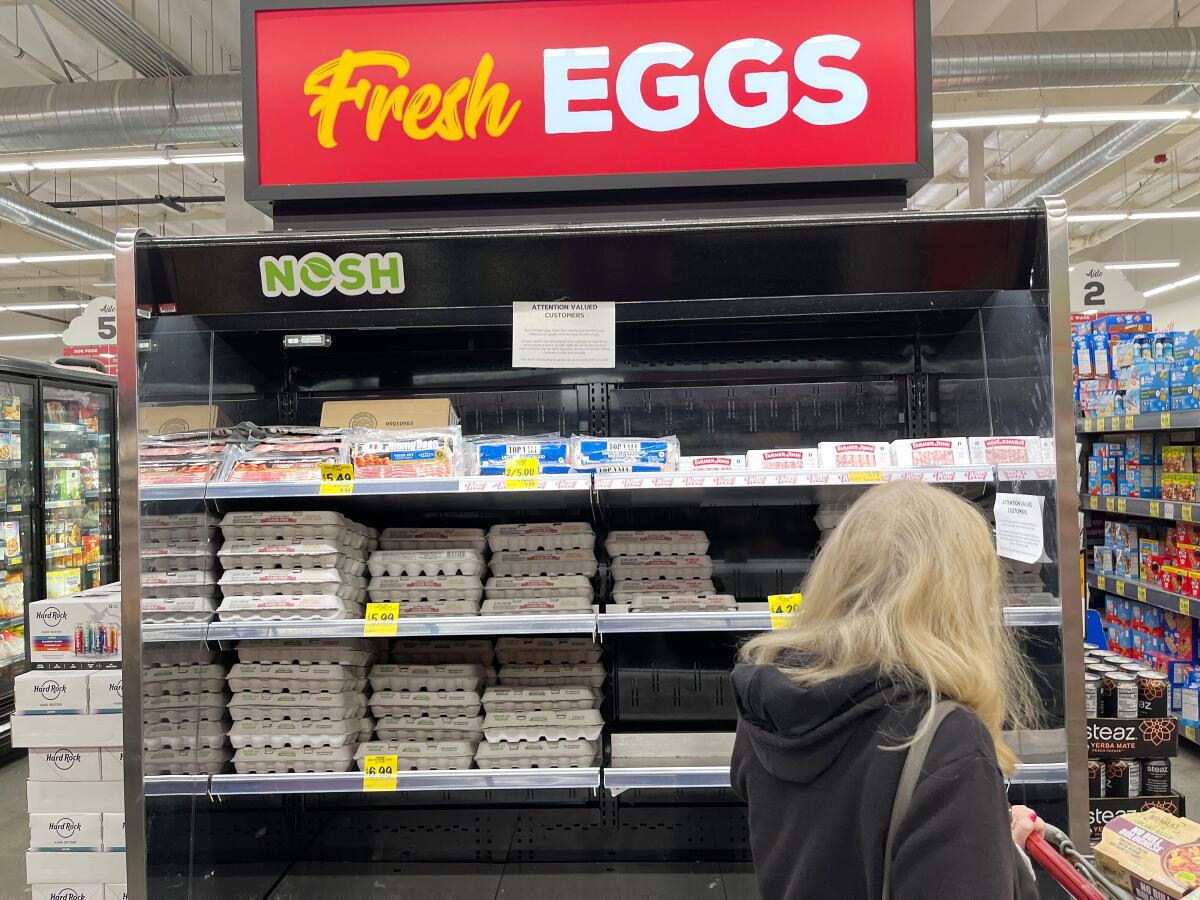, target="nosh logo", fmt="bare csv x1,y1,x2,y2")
260,252,405,298
46,748,82,771
36,606,67,627
49,817,81,838
33,680,65,701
